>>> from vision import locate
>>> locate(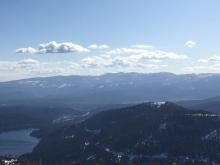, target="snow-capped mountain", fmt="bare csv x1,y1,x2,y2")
1,72,220,105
